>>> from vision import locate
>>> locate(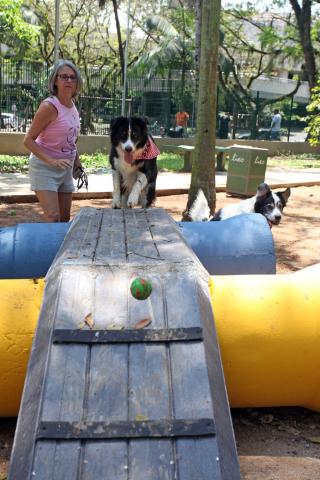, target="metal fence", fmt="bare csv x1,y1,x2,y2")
0,59,307,140
0,59,197,136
